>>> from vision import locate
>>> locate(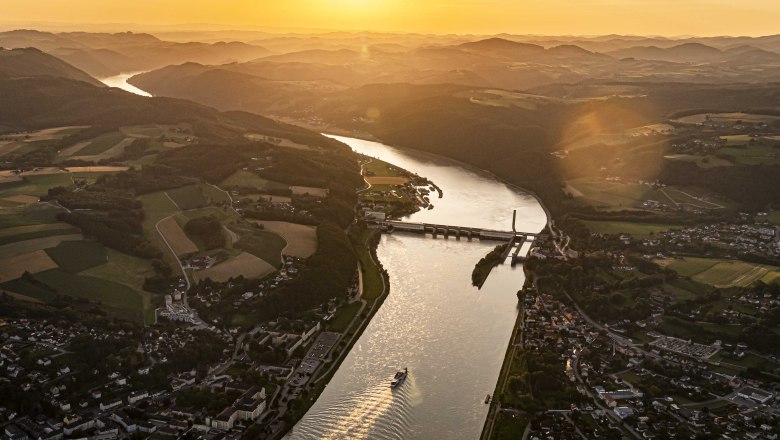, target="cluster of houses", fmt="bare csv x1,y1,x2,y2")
517,290,778,439
2,384,268,439
671,136,728,155
191,256,305,315
641,222,780,258
182,256,216,271
0,315,283,439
